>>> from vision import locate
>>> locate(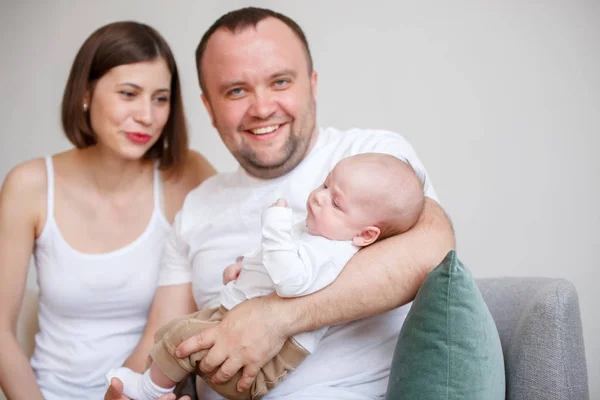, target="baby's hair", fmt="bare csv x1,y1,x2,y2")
352,154,425,242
